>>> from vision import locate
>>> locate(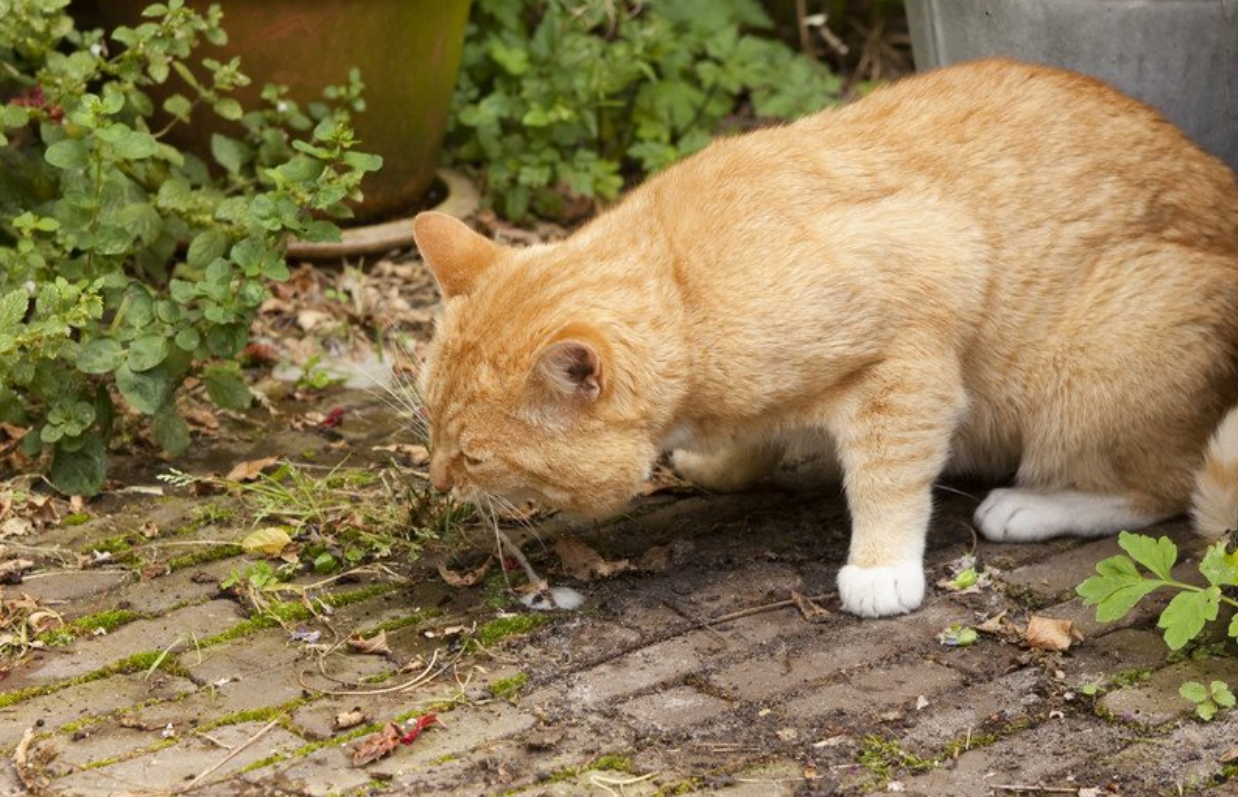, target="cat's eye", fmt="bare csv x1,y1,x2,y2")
462,453,486,467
